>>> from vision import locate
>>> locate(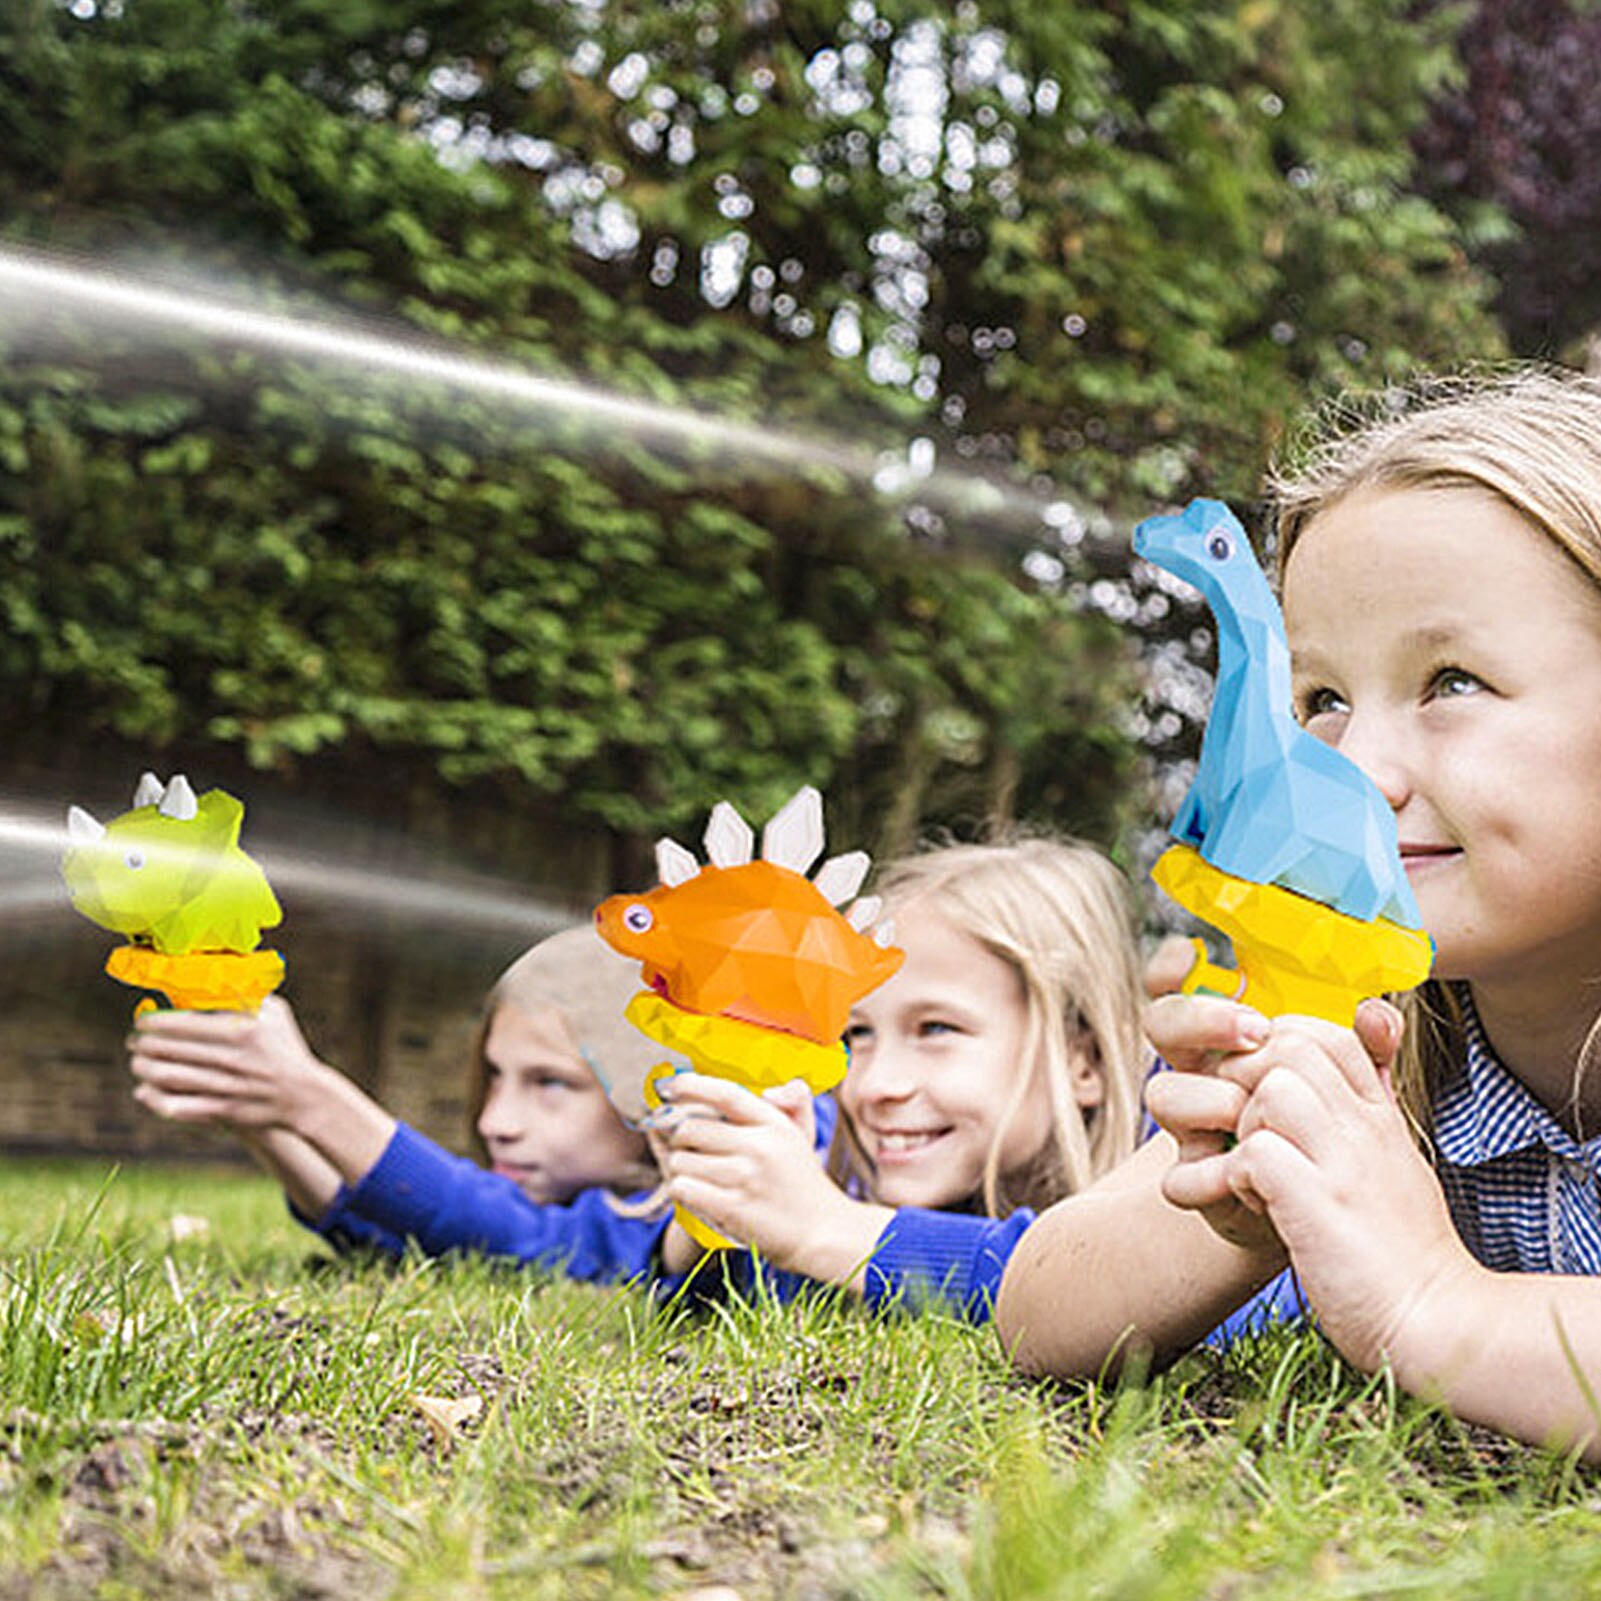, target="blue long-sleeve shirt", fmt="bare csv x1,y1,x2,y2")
298,1095,839,1288
297,1088,1300,1341
300,1121,673,1283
